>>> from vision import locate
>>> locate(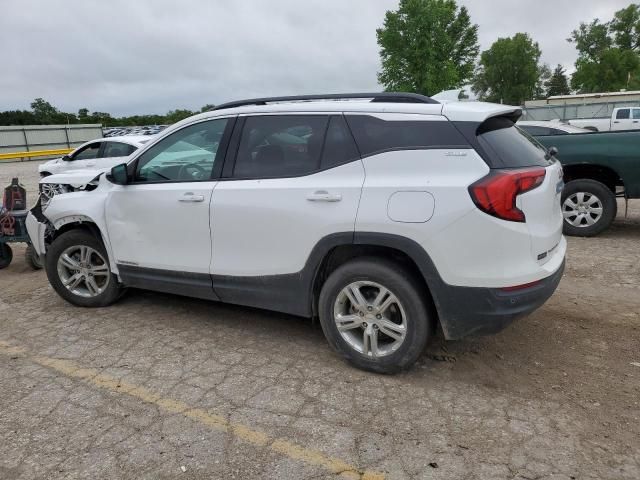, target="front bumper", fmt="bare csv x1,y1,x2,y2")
434,259,565,340
25,207,47,257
